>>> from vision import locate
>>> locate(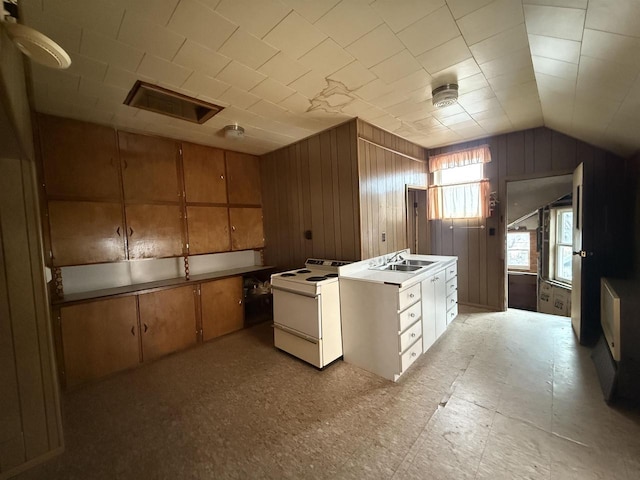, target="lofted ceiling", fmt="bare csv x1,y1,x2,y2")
16,0,640,157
